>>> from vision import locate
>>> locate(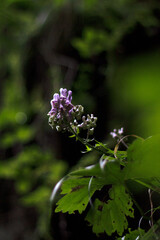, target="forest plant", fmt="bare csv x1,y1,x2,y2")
48,88,160,239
